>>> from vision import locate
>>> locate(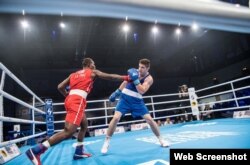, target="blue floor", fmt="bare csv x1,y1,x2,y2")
6,118,250,165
